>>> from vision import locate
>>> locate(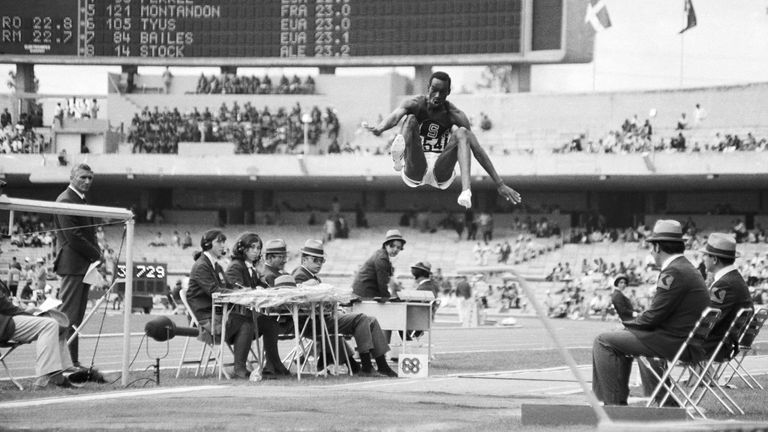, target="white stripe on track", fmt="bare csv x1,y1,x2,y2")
0,385,225,409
